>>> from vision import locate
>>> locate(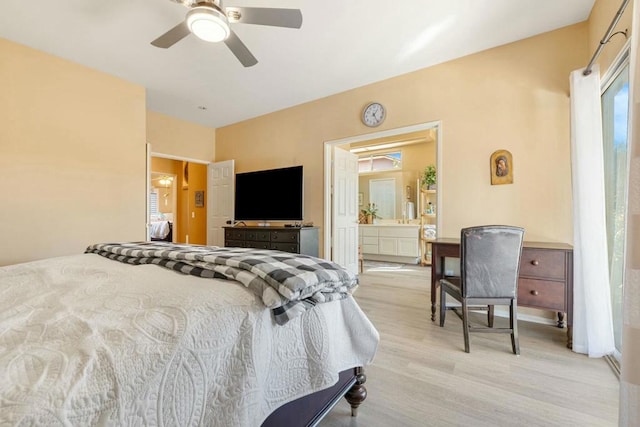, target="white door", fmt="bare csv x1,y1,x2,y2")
332,147,359,273
207,160,235,247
